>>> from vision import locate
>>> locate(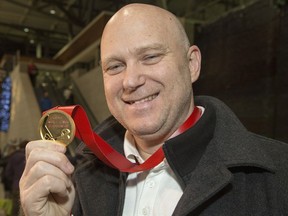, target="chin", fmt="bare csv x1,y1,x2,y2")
130,124,163,138
123,114,164,135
